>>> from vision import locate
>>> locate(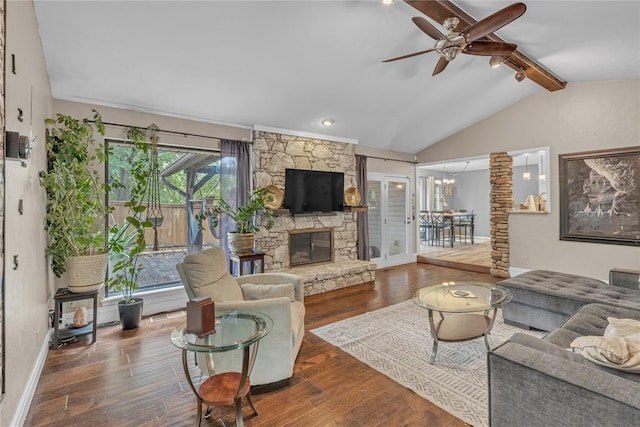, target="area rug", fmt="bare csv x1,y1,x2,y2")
311,300,544,426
